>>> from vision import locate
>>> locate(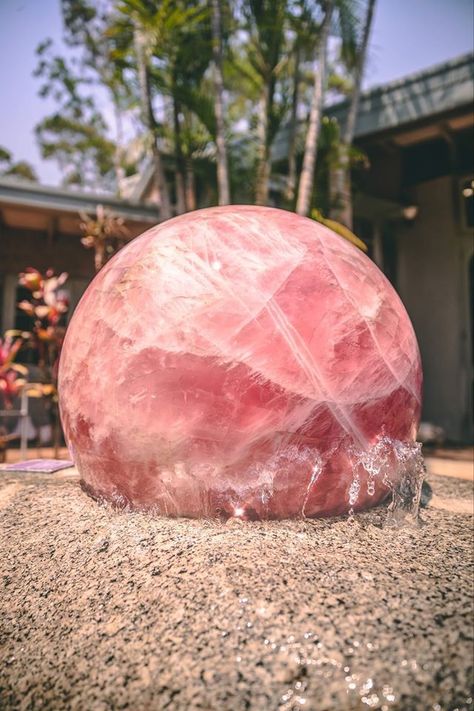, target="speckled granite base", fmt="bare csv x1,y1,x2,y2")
0,468,472,711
